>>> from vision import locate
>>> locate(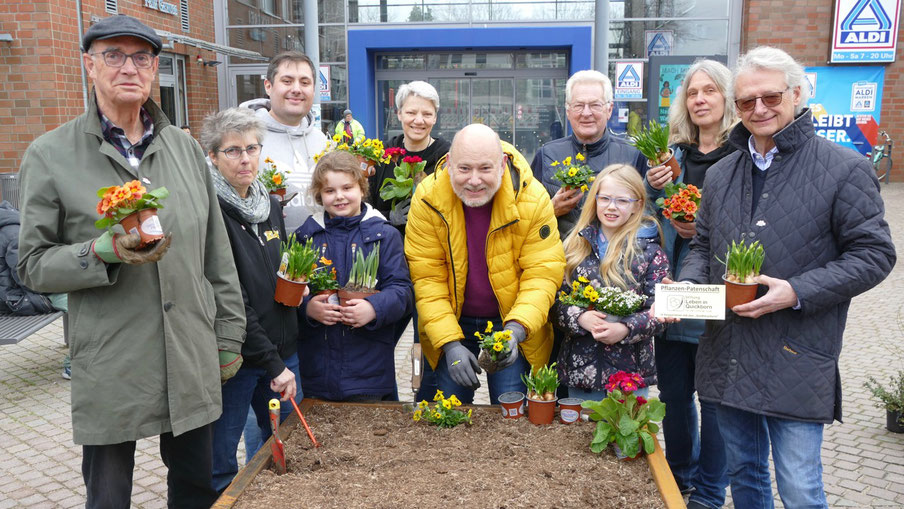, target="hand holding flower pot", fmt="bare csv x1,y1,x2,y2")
274,235,317,307
718,239,766,308
521,363,559,425
582,371,665,460
95,180,169,248
630,120,681,180
558,276,645,319
475,321,514,374
551,153,595,193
